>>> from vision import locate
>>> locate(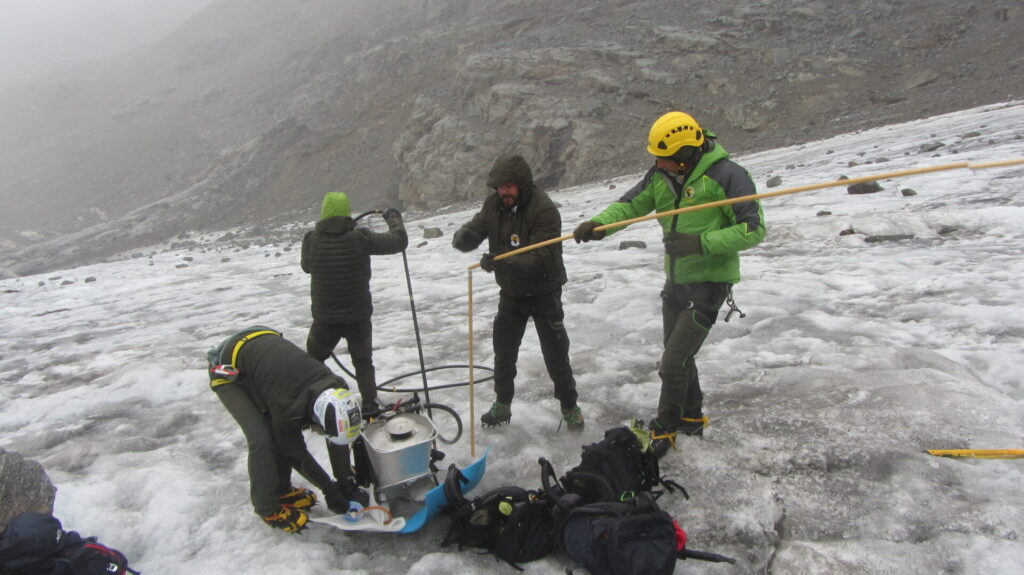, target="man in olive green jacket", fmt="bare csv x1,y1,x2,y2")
453,154,583,432
574,111,765,456
207,327,369,532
